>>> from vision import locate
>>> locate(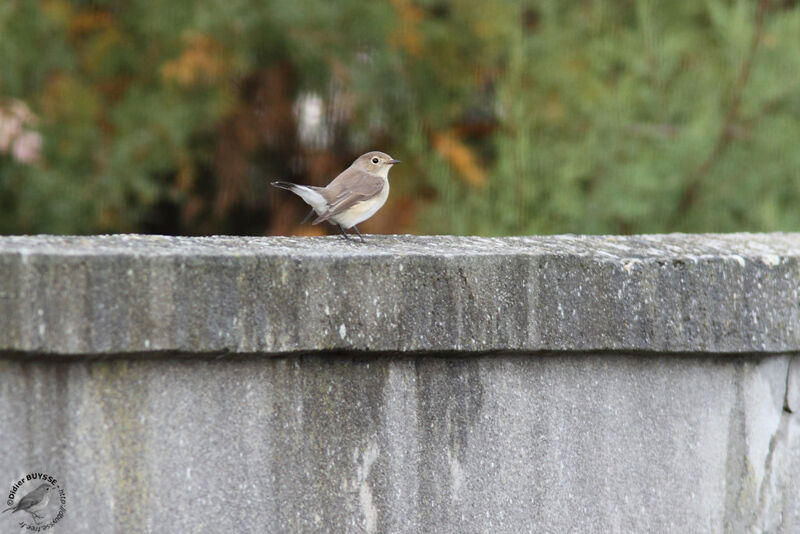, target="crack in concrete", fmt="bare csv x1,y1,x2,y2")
750,355,796,532
783,355,795,414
